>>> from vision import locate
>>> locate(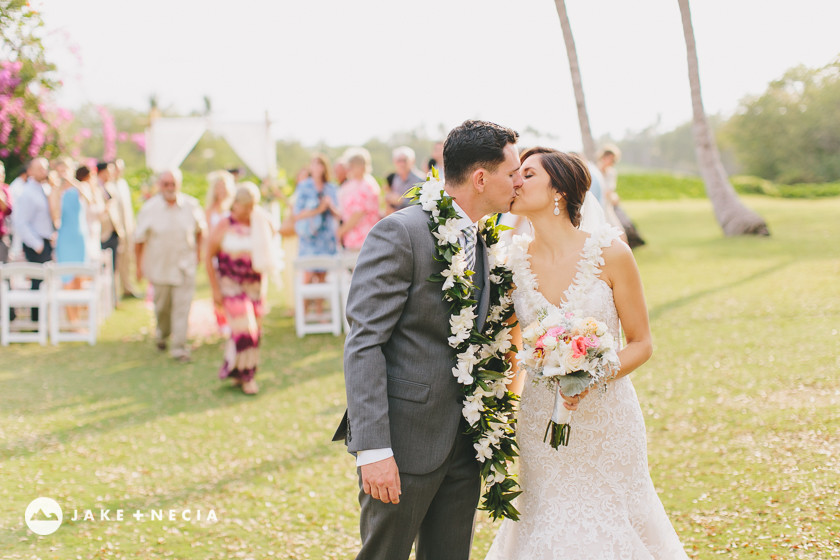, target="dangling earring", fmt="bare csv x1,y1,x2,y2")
553,197,561,216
